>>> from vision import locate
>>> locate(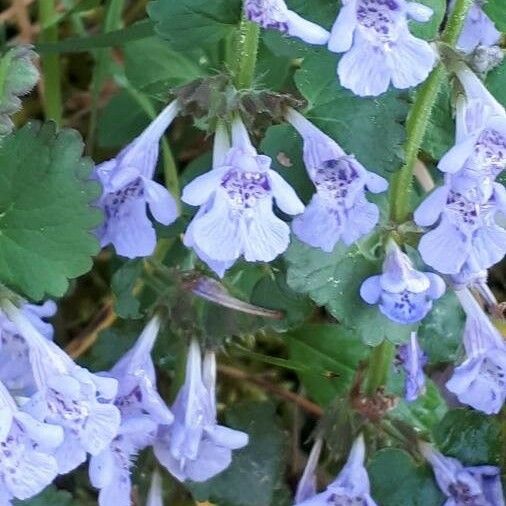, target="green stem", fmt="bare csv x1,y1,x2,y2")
389,0,474,223
38,0,62,124
234,15,260,89
87,0,125,154
364,340,396,396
